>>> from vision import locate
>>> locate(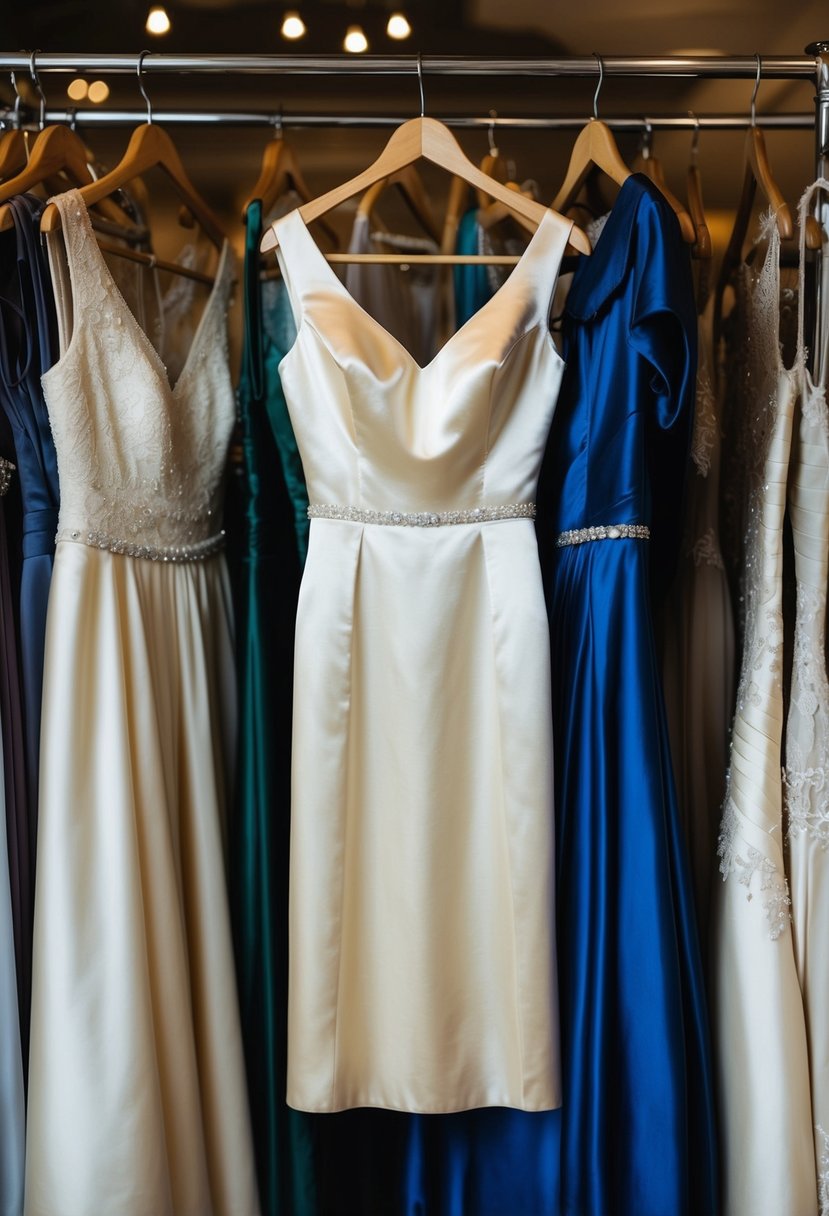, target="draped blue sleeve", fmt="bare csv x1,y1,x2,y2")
628,188,696,595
